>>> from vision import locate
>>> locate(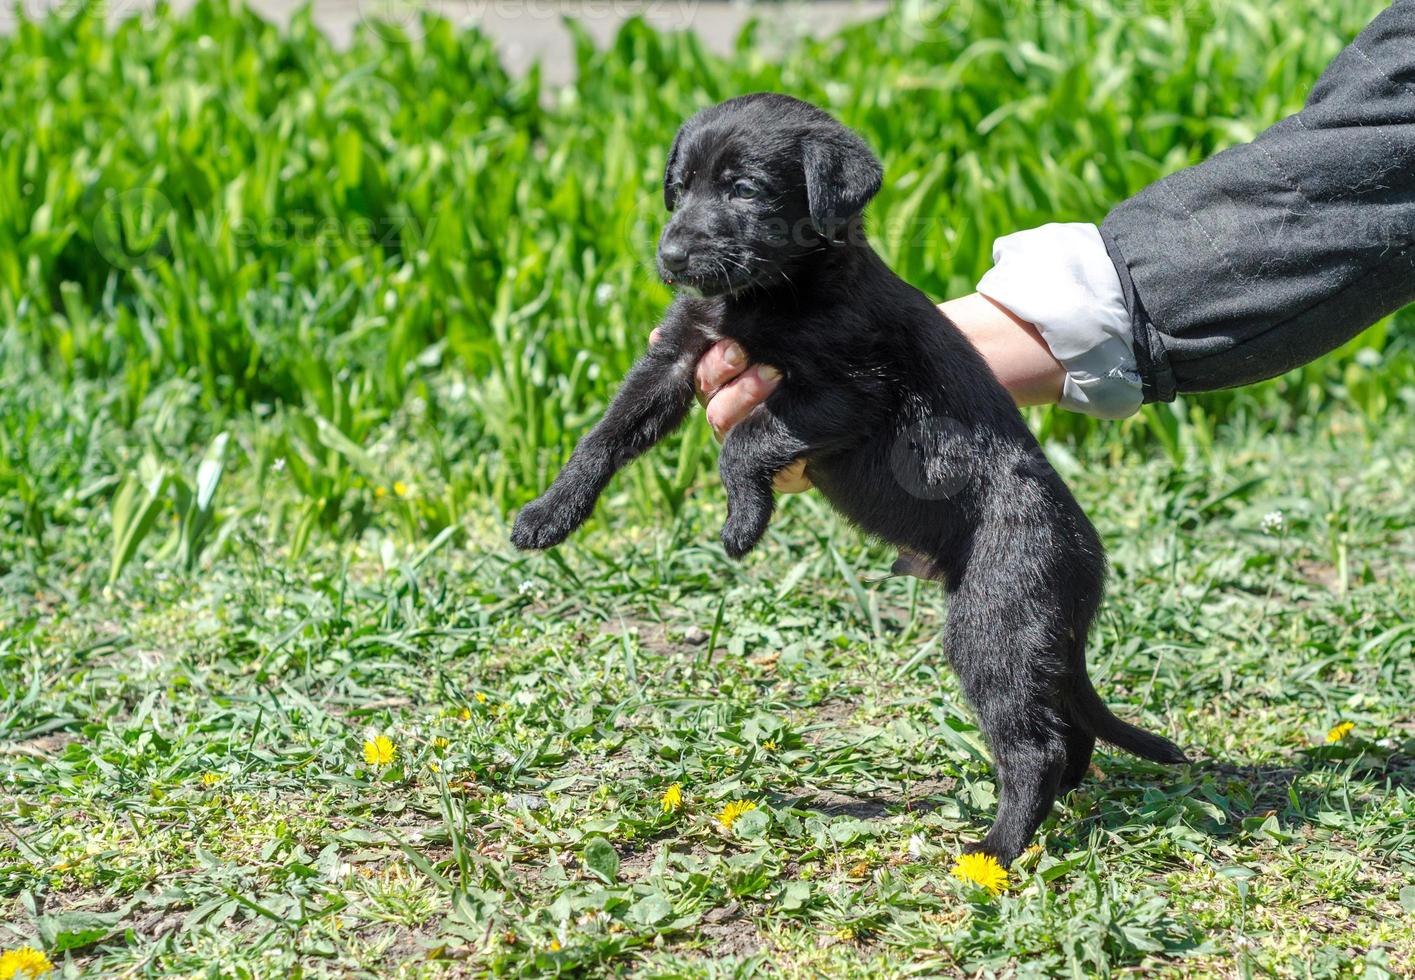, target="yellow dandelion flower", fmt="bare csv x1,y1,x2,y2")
951,852,1009,895
847,860,870,879
660,783,683,813
393,481,410,497
715,799,757,830
548,939,561,952
1325,721,1354,743
0,946,55,978
474,692,488,704
374,486,388,499
762,740,778,752
832,926,855,941
458,708,472,721
432,737,449,750
200,772,221,786
429,762,441,773
362,735,396,767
